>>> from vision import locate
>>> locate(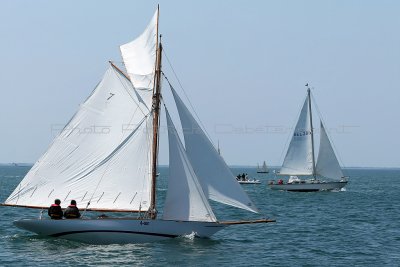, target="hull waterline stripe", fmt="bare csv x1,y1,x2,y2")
49,230,178,238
